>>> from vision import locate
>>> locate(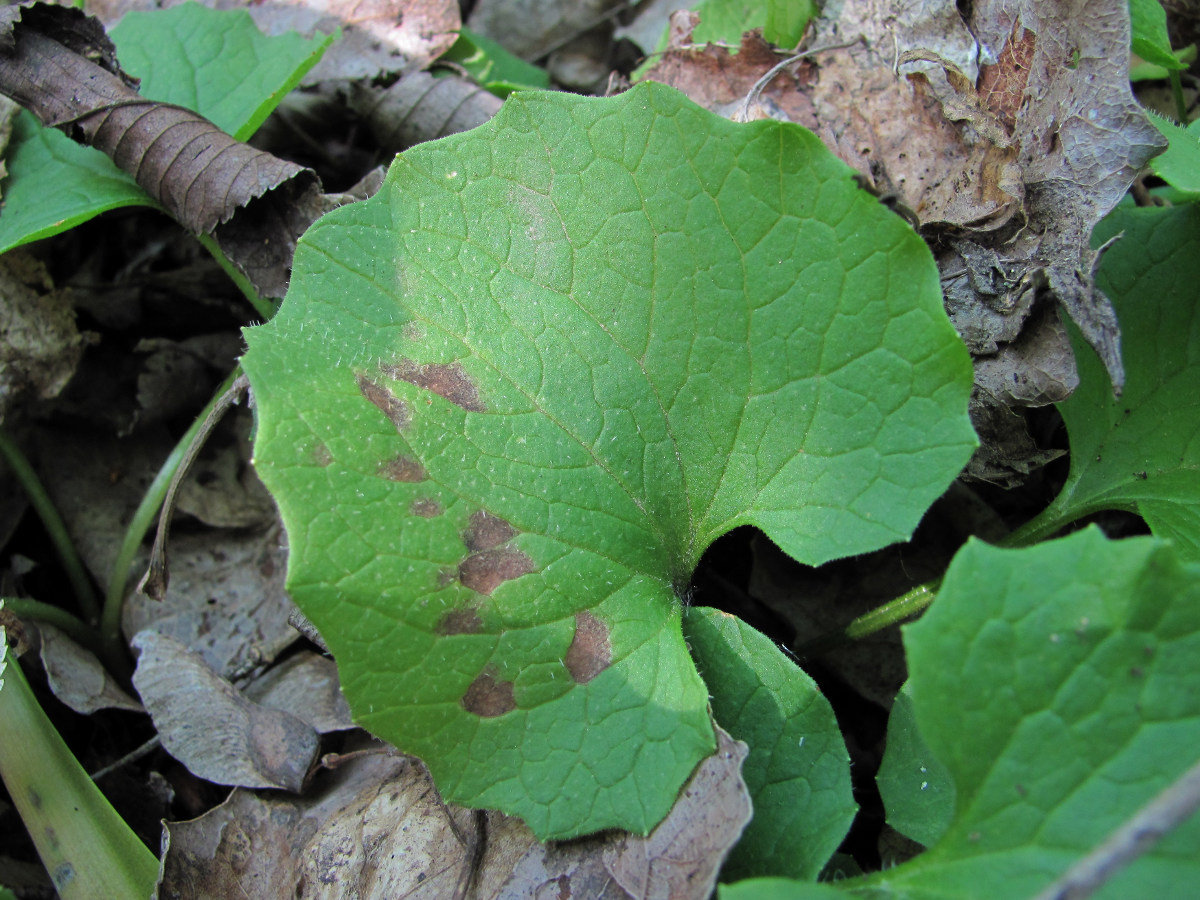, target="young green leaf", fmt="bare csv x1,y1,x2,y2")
1128,0,1186,70
725,529,1200,898
241,80,976,839
440,27,550,97
765,0,816,49
690,0,767,46
1009,204,1200,557
875,683,954,848
683,607,856,881
0,4,332,254
1147,112,1200,194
